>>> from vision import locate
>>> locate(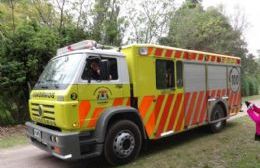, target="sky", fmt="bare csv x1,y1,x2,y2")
177,0,260,56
